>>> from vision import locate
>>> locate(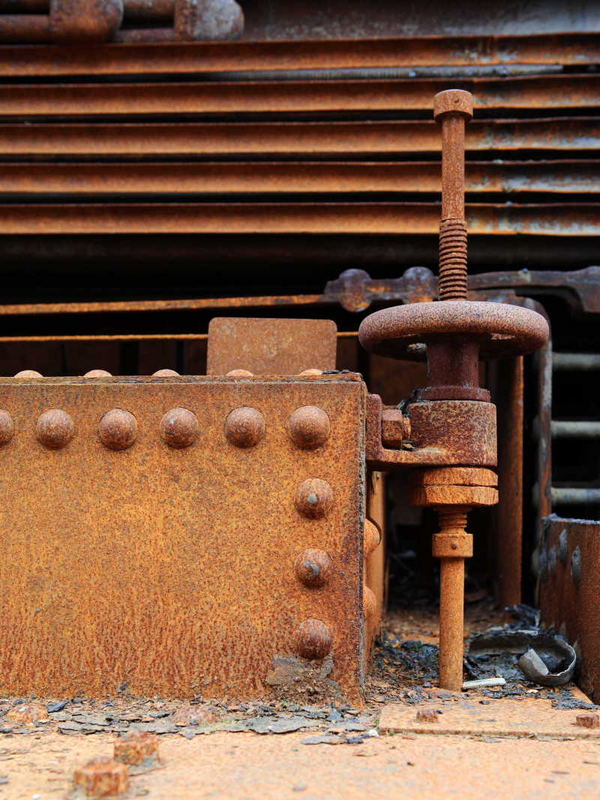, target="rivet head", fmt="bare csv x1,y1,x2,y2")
364,584,377,619
295,549,332,587
0,410,14,446
160,408,199,449
36,409,75,449
226,369,254,378
99,409,137,451
84,369,112,378
225,407,265,448
153,369,179,377
288,406,330,450
295,478,333,519
294,619,332,660
14,370,42,378
364,519,381,556
298,369,323,377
